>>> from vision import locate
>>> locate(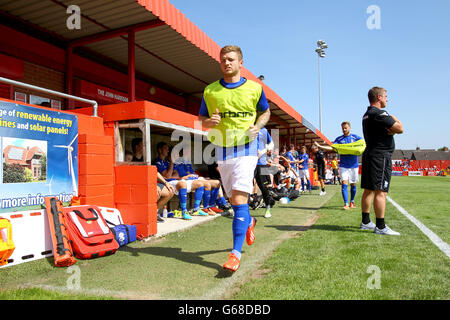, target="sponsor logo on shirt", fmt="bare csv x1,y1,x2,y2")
219,111,254,118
